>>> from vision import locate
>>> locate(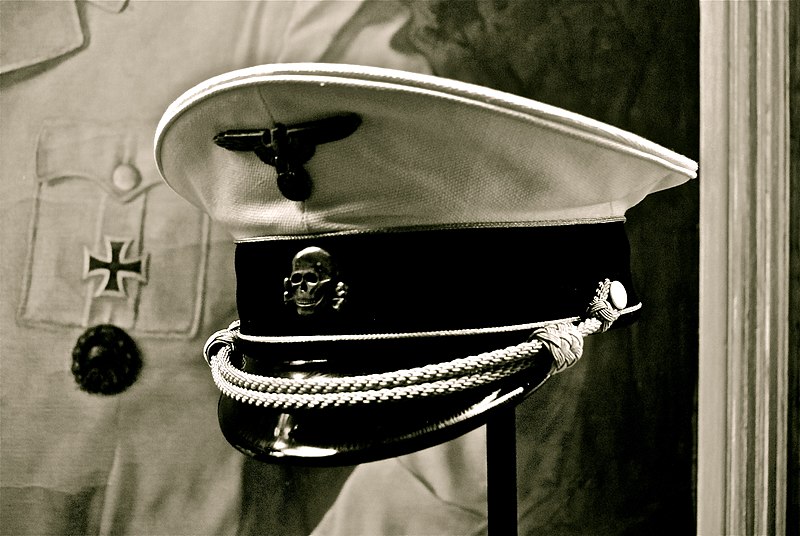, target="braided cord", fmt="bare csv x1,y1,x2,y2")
217,339,545,395
205,280,622,409
211,344,541,409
